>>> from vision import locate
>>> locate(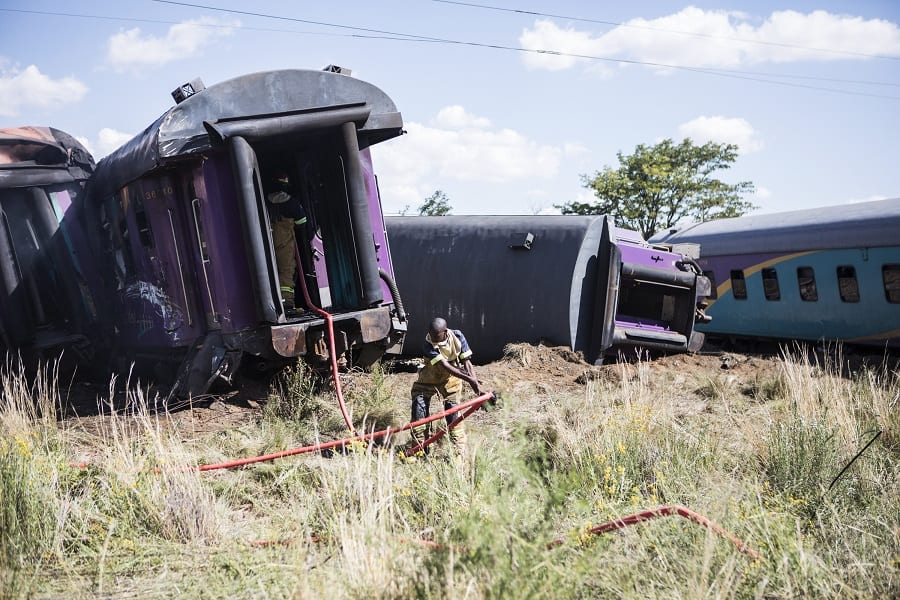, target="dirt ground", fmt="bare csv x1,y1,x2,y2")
57,341,897,440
